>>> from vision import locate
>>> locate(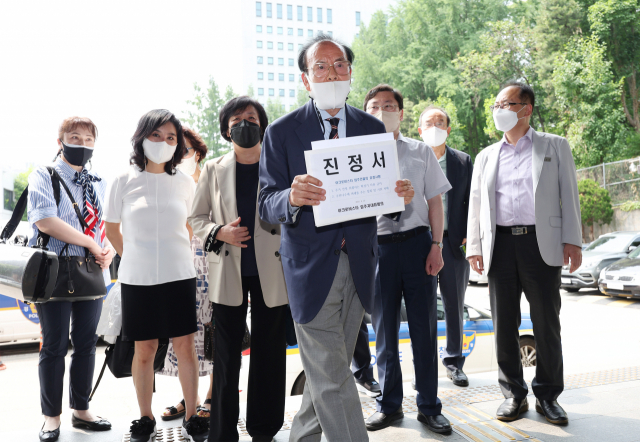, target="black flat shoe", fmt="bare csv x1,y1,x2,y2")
365,407,404,431
417,411,452,434
162,399,186,421
39,423,60,442
71,413,112,431
496,397,529,421
355,378,382,397
536,399,568,425
447,368,469,387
